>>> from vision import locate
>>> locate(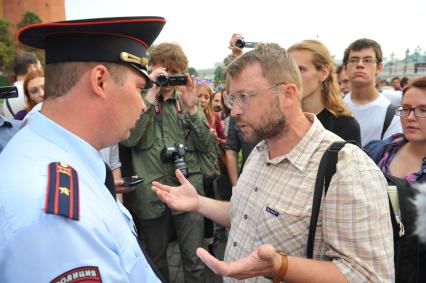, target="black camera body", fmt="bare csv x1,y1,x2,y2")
235,39,258,49
156,74,187,86
0,86,18,99
161,144,189,177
